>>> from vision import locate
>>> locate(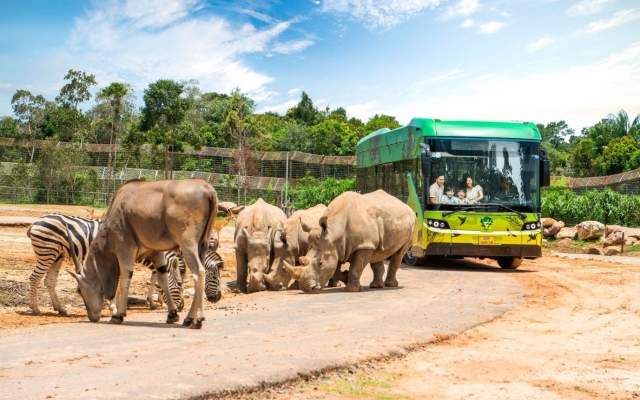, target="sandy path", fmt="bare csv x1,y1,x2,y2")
260,259,640,400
